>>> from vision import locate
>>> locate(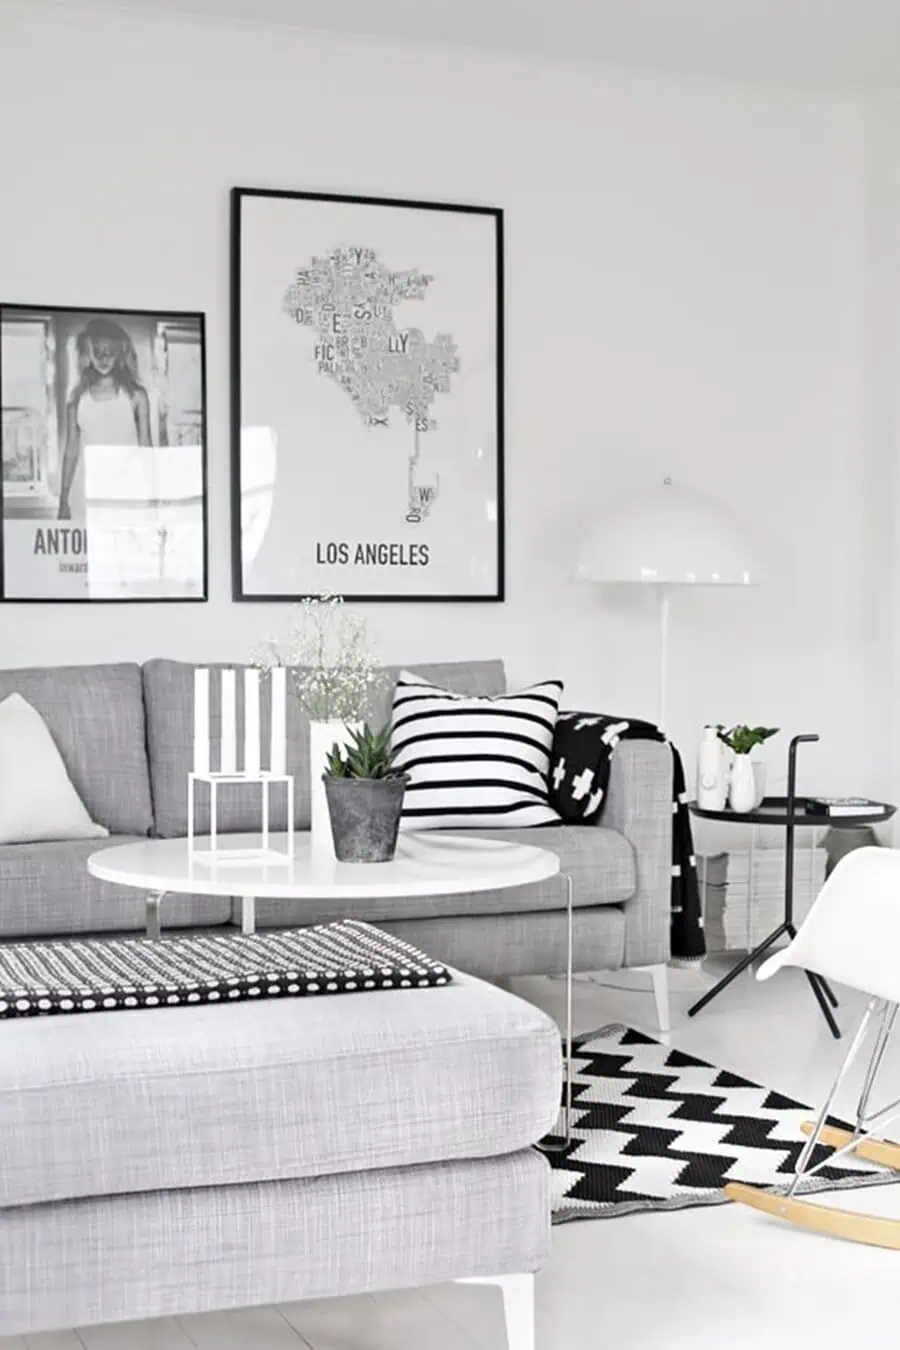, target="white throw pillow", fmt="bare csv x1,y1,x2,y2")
391,672,564,830
0,693,109,845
